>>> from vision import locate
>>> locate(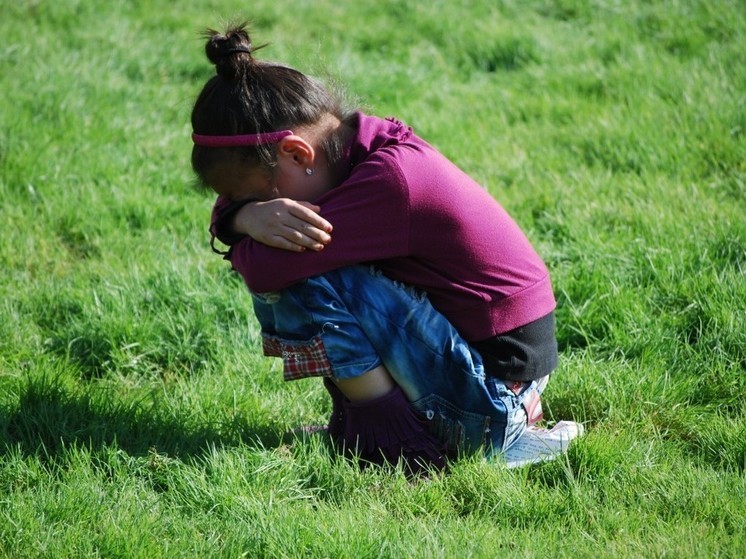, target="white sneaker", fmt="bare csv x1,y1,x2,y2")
503,421,584,469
